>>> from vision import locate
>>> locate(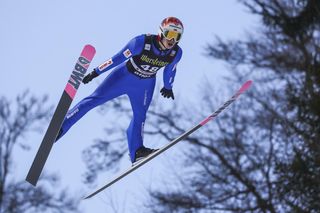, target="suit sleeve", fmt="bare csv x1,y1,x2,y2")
94,35,145,75
162,47,183,89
